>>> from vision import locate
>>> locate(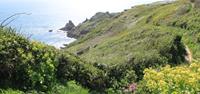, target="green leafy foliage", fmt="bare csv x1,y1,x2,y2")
0,89,24,94
0,81,89,94
56,52,110,92
56,52,138,93
48,81,89,94
137,62,200,93
57,53,106,90
0,27,58,91
106,64,137,93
